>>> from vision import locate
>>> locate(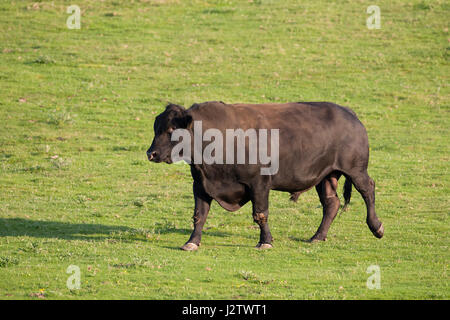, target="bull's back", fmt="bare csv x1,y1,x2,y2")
193,101,360,128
